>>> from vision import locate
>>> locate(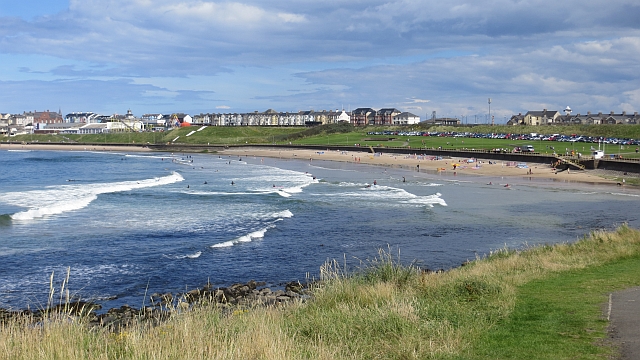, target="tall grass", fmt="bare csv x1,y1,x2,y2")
2,225,640,359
